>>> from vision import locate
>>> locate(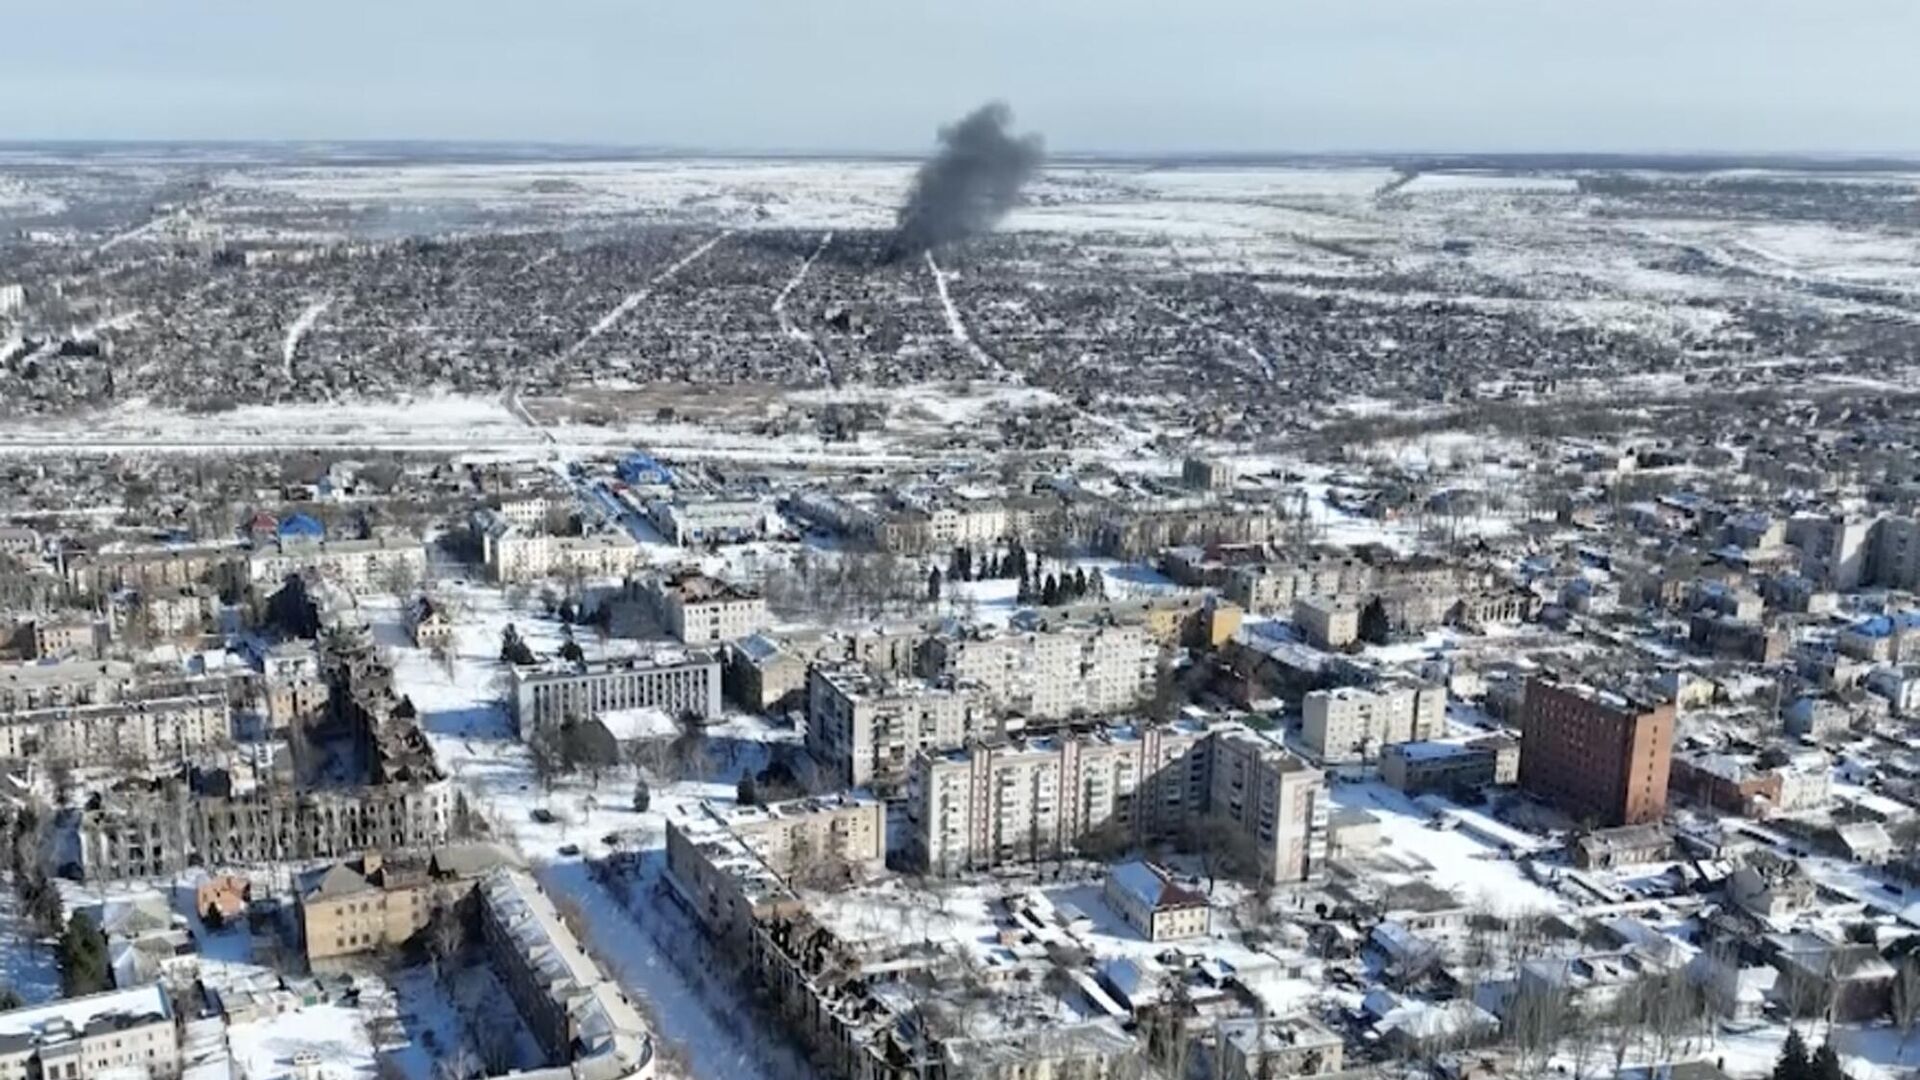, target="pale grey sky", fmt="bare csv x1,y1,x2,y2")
4,0,1916,154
